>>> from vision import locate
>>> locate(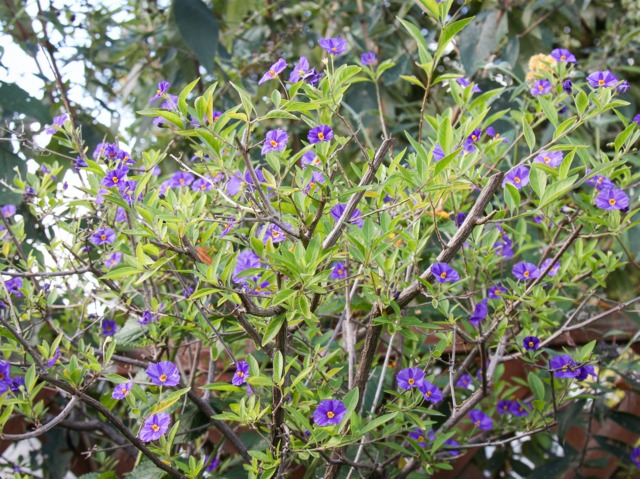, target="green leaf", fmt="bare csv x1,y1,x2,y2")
539,175,578,208
614,123,635,152
172,0,219,72
271,289,297,307
538,96,558,127
529,166,547,198
359,412,398,435
397,17,433,67
575,91,588,117
151,387,191,414
522,118,536,152
504,183,521,212
262,315,284,347
528,371,545,401
436,17,474,61
273,351,283,383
